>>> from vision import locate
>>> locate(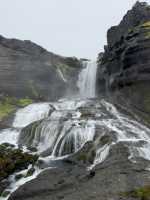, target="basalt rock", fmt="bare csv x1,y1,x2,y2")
0,36,81,101
8,143,150,200
99,2,150,121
